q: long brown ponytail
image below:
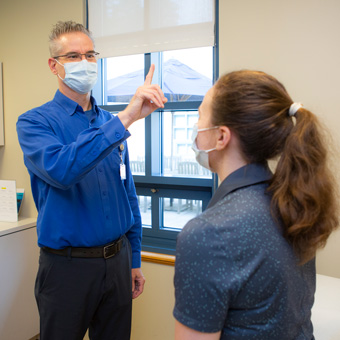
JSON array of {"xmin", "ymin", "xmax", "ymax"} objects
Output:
[
  {"xmin": 212, "ymin": 70, "xmax": 339, "ymax": 264},
  {"xmin": 270, "ymin": 107, "xmax": 338, "ymax": 263}
]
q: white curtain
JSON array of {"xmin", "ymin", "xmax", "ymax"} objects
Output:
[{"xmin": 88, "ymin": 0, "xmax": 215, "ymax": 58}]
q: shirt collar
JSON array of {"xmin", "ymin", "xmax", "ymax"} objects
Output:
[
  {"xmin": 53, "ymin": 90, "xmax": 99, "ymax": 116},
  {"xmin": 207, "ymin": 163, "xmax": 273, "ymax": 209}
]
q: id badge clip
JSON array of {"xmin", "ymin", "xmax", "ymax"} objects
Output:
[{"xmin": 119, "ymin": 144, "xmax": 126, "ymax": 180}]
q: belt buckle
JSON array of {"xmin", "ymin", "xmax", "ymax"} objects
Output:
[{"xmin": 103, "ymin": 242, "xmax": 117, "ymax": 259}]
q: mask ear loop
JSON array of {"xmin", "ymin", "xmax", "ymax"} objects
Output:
[
  {"xmin": 54, "ymin": 58, "xmax": 65, "ymax": 81},
  {"xmin": 196, "ymin": 126, "xmax": 220, "ymax": 151},
  {"xmin": 197, "ymin": 126, "xmax": 219, "ymax": 132},
  {"xmin": 192, "ymin": 124, "xmax": 220, "ymax": 150}
]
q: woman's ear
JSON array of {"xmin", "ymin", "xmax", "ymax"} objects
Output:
[{"xmin": 216, "ymin": 126, "xmax": 231, "ymax": 151}]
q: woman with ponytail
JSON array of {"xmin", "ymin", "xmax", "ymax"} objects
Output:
[{"xmin": 173, "ymin": 70, "xmax": 339, "ymax": 340}]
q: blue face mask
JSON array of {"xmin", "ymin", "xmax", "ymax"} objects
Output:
[{"xmin": 56, "ymin": 59, "xmax": 98, "ymax": 94}]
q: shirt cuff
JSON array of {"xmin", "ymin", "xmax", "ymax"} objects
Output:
[
  {"xmin": 131, "ymin": 250, "xmax": 142, "ymax": 269},
  {"xmin": 101, "ymin": 115, "xmax": 131, "ymax": 144}
]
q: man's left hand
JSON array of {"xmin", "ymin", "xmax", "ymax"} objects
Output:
[{"xmin": 131, "ymin": 268, "xmax": 145, "ymax": 299}]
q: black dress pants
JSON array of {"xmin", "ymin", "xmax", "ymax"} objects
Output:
[{"xmin": 35, "ymin": 236, "xmax": 132, "ymax": 340}]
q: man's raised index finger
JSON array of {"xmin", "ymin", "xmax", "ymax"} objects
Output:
[{"xmin": 144, "ymin": 64, "xmax": 155, "ymax": 85}]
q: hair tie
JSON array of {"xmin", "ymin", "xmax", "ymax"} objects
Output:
[{"xmin": 289, "ymin": 103, "xmax": 302, "ymax": 117}]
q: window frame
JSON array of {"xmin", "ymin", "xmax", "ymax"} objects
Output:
[{"xmin": 89, "ymin": 0, "xmax": 219, "ymax": 254}]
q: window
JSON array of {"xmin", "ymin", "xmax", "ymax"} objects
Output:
[{"xmin": 89, "ymin": 0, "xmax": 218, "ymax": 254}]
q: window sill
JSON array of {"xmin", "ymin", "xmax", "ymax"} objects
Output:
[{"xmin": 141, "ymin": 251, "xmax": 175, "ymax": 266}]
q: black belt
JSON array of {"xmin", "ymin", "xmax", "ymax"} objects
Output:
[{"xmin": 43, "ymin": 237, "xmax": 123, "ymax": 259}]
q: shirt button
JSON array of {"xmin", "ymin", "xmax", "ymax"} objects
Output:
[{"xmin": 115, "ymin": 132, "xmax": 121, "ymax": 138}]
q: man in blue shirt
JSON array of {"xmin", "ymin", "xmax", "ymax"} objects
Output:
[{"xmin": 16, "ymin": 21, "xmax": 167, "ymax": 340}]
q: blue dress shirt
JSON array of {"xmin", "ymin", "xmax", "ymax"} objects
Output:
[{"xmin": 17, "ymin": 90, "xmax": 142, "ymax": 268}]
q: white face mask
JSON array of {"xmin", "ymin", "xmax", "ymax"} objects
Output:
[
  {"xmin": 55, "ymin": 59, "xmax": 98, "ymax": 94},
  {"xmin": 191, "ymin": 123, "xmax": 219, "ymax": 170}
]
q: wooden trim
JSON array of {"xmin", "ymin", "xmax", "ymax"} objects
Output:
[{"xmin": 141, "ymin": 251, "xmax": 175, "ymax": 266}]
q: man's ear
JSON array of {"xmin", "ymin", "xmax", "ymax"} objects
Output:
[
  {"xmin": 48, "ymin": 58, "xmax": 58, "ymax": 75},
  {"xmin": 216, "ymin": 126, "xmax": 231, "ymax": 151}
]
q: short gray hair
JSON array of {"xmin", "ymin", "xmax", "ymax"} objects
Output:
[{"xmin": 49, "ymin": 21, "xmax": 94, "ymax": 57}]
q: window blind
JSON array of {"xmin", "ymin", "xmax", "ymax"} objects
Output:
[{"xmin": 87, "ymin": 0, "xmax": 215, "ymax": 58}]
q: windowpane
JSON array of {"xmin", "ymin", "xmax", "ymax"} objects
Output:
[
  {"xmin": 127, "ymin": 119, "xmax": 145, "ymax": 174},
  {"xmin": 174, "ymin": 128, "xmax": 186, "ymax": 139},
  {"xmin": 96, "ymin": 47, "xmax": 213, "ymax": 105},
  {"xmin": 162, "ymin": 111, "xmax": 211, "ymax": 178},
  {"xmin": 138, "ymin": 195, "xmax": 151, "ymax": 227},
  {"xmin": 162, "ymin": 47, "xmax": 213, "ymax": 102},
  {"xmin": 162, "ymin": 197, "xmax": 202, "ymax": 230},
  {"xmin": 106, "ymin": 54, "xmax": 144, "ymax": 104}
]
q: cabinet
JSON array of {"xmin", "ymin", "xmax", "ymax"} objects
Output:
[{"xmin": 0, "ymin": 218, "xmax": 39, "ymax": 339}]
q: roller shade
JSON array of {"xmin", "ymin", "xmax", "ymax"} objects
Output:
[{"xmin": 87, "ymin": 0, "xmax": 215, "ymax": 58}]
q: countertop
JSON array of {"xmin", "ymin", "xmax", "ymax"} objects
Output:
[{"xmin": 0, "ymin": 216, "xmax": 37, "ymax": 237}]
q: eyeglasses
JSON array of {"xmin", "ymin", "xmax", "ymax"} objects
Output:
[{"xmin": 53, "ymin": 51, "xmax": 100, "ymax": 62}]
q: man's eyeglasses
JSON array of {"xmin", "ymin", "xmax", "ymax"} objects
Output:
[{"xmin": 53, "ymin": 51, "xmax": 100, "ymax": 62}]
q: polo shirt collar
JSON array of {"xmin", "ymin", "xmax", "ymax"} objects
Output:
[
  {"xmin": 207, "ymin": 163, "xmax": 273, "ymax": 209},
  {"xmin": 53, "ymin": 90, "xmax": 99, "ymax": 116}
]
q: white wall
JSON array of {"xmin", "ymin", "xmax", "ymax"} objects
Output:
[
  {"xmin": 219, "ymin": 0, "xmax": 340, "ymax": 278},
  {"xmin": 0, "ymin": 0, "xmax": 85, "ymax": 218}
]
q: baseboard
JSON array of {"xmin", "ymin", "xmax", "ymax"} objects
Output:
[{"xmin": 28, "ymin": 335, "xmax": 39, "ymax": 340}]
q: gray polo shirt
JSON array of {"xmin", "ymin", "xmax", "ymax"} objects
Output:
[{"xmin": 174, "ymin": 163, "xmax": 315, "ymax": 340}]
